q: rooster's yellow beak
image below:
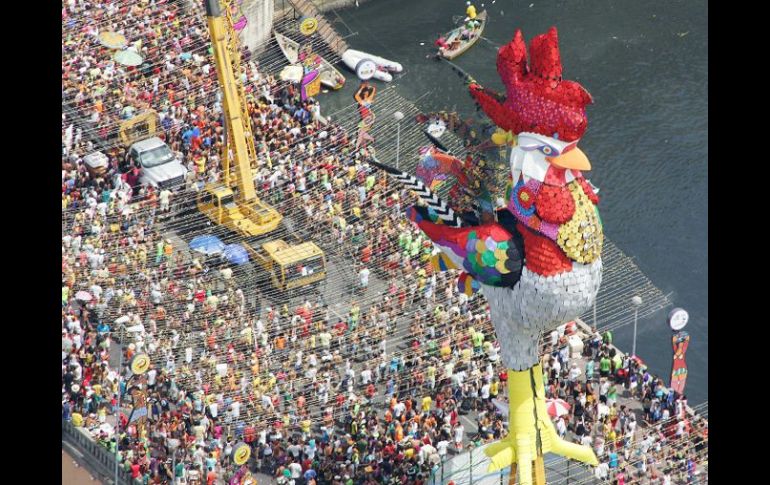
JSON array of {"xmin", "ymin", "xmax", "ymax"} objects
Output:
[{"xmin": 546, "ymin": 147, "xmax": 591, "ymax": 171}]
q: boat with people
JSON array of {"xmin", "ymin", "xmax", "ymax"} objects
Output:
[
  {"xmin": 436, "ymin": 9, "xmax": 488, "ymax": 60},
  {"xmin": 274, "ymin": 31, "xmax": 346, "ymax": 90}
]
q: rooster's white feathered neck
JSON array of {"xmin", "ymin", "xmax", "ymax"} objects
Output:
[{"xmin": 510, "ymin": 132, "xmax": 579, "ymax": 184}]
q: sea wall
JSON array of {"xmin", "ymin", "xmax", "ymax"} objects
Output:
[
  {"xmin": 239, "ymin": 0, "xmax": 275, "ymax": 53},
  {"xmin": 275, "ymin": 0, "xmax": 369, "ymax": 13},
  {"xmin": 239, "ymin": 0, "xmax": 369, "ymax": 53}
]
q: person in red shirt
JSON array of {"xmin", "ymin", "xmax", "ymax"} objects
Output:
[
  {"xmin": 244, "ymin": 425, "xmax": 256, "ymax": 443},
  {"xmin": 130, "ymin": 460, "xmax": 141, "ymax": 480},
  {"xmin": 360, "ymin": 244, "xmax": 372, "ymax": 264}
]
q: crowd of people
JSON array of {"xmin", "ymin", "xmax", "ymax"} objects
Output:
[
  {"xmin": 537, "ymin": 330, "xmax": 708, "ymax": 484},
  {"xmin": 61, "ymin": 2, "xmax": 706, "ymax": 485}
]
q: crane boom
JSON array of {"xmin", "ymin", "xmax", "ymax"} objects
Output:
[
  {"xmin": 205, "ymin": 0, "xmax": 256, "ymax": 201},
  {"xmin": 195, "ymin": 0, "xmax": 327, "ymax": 288}
]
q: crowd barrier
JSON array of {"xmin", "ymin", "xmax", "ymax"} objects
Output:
[{"xmin": 62, "ymin": 419, "xmax": 141, "ymax": 485}]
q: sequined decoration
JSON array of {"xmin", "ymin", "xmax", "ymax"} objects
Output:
[
  {"xmin": 469, "ymin": 27, "xmax": 594, "ymax": 142},
  {"xmin": 556, "ymin": 181, "xmax": 603, "ymax": 263}
]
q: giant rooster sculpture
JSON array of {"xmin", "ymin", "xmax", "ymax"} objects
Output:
[{"xmin": 370, "ymin": 27, "xmax": 603, "ymax": 484}]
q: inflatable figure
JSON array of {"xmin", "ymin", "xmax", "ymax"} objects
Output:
[{"xmin": 371, "ymin": 27, "xmax": 602, "ymax": 485}]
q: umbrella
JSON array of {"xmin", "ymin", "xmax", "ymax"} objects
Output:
[
  {"xmin": 75, "ymin": 290, "xmax": 93, "ymax": 302},
  {"xmin": 546, "ymin": 398, "xmax": 571, "ymax": 418},
  {"xmin": 99, "ymin": 31, "xmax": 128, "ymax": 49},
  {"xmin": 223, "ymin": 244, "xmax": 249, "ymax": 265},
  {"xmin": 114, "ymin": 49, "xmax": 143, "ymax": 67},
  {"xmin": 189, "ymin": 235, "xmax": 225, "ymax": 256}
]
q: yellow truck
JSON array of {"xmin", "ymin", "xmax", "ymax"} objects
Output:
[
  {"xmin": 243, "ymin": 237, "xmax": 327, "ymax": 292},
  {"xmin": 196, "ymin": 184, "xmax": 283, "ymax": 237}
]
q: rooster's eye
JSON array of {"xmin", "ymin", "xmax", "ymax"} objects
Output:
[{"xmin": 541, "ymin": 146, "xmax": 553, "ymax": 155}]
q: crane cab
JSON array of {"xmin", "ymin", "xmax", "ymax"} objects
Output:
[
  {"xmin": 196, "ymin": 184, "xmax": 283, "ymax": 237},
  {"xmin": 243, "ymin": 238, "xmax": 327, "ymax": 291}
]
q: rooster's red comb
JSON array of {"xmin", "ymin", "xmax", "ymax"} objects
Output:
[{"xmin": 470, "ymin": 27, "xmax": 593, "ymax": 142}]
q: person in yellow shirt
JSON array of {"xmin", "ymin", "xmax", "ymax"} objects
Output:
[
  {"xmin": 465, "ymin": 2, "xmax": 481, "ymax": 29},
  {"xmin": 195, "ymin": 154, "xmax": 206, "ymax": 175},
  {"xmin": 71, "ymin": 412, "xmax": 84, "ymax": 427},
  {"xmin": 466, "ymin": 2, "xmax": 477, "ymax": 19},
  {"xmin": 490, "ymin": 379, "xmax": 499, "ymax": 398},
  {"xmin": 421, "ymin": 395, "xmax": 432, "ymax": 413},
  {"xmin": 440, "ymin": 343, "xmax": 452, "ymax": 360},
  {"xmin": 461, "ymin": 346, "xmax": 472, "ymax": 363},
  {"xmin": 300, "ymin": 418, "xmax": 312, "ymax": 438}
]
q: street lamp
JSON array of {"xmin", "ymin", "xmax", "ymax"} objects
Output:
[
  {"xmin": 631, "ymin": 296, "xmax": 643, "ymax": 357},
  {"xmin": 114, "ymin": 346, "xmax": 122, "ymax": 485},
  {"xmin": 168, "ymin": 439, "xmax": 181, "ymax": 485},
  {"xmin": 393, "ymin": 111, "xmax": 404, "ymax": 168}
]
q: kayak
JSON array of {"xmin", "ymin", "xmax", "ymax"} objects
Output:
[
  {"xmin": 437, "ymin": 10, "xmax": 487, "ymax": 60},
  {"xmin": 274, "ymin": 31, "xmax": 346, "ymax": 90}
]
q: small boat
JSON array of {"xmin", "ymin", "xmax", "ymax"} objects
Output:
[
  {"xmin": 341, "ymin": 49, "xmax": 402, "ymax": 83},
  {"xmin": 274, "ymin": 32, "xmax": 346, "ymax": 90},
  {"xmin": 437, "ymin": 10, "xmax": 487, "ymax": 60}
]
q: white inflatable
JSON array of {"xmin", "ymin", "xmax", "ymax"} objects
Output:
[{"xmin": 341, "ymin": 48, "xmax": 403, "ymax": 83}]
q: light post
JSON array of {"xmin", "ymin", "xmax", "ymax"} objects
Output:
[
  {"xmin": 631, "ymin": 296, "xmax": 643, "ymax": 357},
  {"xmin": 114, "ymin": 347, "xmax": 122, "ymax": 485},
  {"xmin": 168, "ymin": 440, "xmax": 180, "ymax": 485},
  {"xmin": 393, "ymin": 111, "xmax": 404, "ymax": 168}
]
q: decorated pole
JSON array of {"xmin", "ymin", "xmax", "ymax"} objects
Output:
[
  {"xmin": 668, "ymin": 308, "xmax": 690, "ymax": 396},
  {"xmin": 115, "ymin": 347, "xmax": 122, "ymax": 485}
]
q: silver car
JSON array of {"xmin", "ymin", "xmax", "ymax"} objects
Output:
[{"xmin": 124, "ymin": 137, "xmax": 188, "ymax": 189}]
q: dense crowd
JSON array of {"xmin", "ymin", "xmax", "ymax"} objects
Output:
[
  {"xmin": 539, "ymin": 331, "xmax": 708, "ymax": 484},
  {"xmin": 61, "ymin": 2, "xmax": 706, "ymax": 485}
]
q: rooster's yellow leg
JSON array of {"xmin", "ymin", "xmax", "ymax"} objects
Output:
[{"xmin": 485, "ymin": 364, "xmax": 598, "ymax": 485}]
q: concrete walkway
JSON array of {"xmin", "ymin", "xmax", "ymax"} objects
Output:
[{"xmin": 63, "ymin": 448, "xmax": 102, "ymax": 485}]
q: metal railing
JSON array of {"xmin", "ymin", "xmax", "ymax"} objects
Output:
[{"xmin": 62, "ymin": 419, "xmax": 141, "ymax": 485}]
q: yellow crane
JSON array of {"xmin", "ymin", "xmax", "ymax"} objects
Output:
[
  {"xmin": 197, "ymin": 0, "xmax": 281, "ymax": 236},
  {"xmin": 199, "ymin": 0, "xmax": 327, "ymax": 291}
]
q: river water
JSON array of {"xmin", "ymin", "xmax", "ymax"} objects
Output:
[{"xmin": 318, "ymin": 0, "xmax": 708, "ymax": 403}]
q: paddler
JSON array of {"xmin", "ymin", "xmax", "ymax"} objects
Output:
[
  {"xmin": 466, "ymin": 1, "xmax": 477, "ymax": 20},
  {"xmin": 465, "ymin": 2, "xmax": 481, "ymax": 29},
  {"xmin": 435, "ymin": 33, "xmax": 449, "ymax": 50}
]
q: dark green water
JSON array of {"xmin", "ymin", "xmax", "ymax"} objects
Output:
[{"xmin": 324, "ymin": 0, "xmax": 708, "ymax": 404}]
